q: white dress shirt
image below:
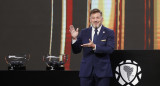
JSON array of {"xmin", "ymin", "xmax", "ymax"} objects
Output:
[{"xmin": 72, "ymin": 25, "xmax": 102, "ymax": 50}]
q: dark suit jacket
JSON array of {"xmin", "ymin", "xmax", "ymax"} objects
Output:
[{"xmin": 72, "ymin": 25, "xmax": 115, "ymax": 78}]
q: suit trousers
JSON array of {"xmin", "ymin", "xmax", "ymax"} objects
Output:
[{"xmin": 80, "ymin": 68, "xmax": 110, "ymax": 86}]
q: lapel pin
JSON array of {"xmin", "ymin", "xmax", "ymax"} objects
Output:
[{"xmin": 103, "ymin": 31, "xmax": 105, "ymax": 33}]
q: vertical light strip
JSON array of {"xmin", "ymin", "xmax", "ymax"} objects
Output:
[
  {"xmin": 98, "ymin": 0, "xmax": 104, "ymax": 17},
  {"xmin": 91, "ymin": 0, "xmax": 115, "ymax": 30},
  {"xmin": 144, "ymin": 0, "xmax": 147, "ymax": 49},
  {"xmin": 117, "ymin": 0, "xmax": 120, "ymax": 49},
  {"xmin": 154, "ymin": 0, "xmax": 156, "ymax": 49},
  {"xmin": 121, "ymin": 0, "xmax": 125, "ymax": 50},
  {"xmin": 91, "ymin": 0, "xmax": 99, "ymax": 9},
  {"xmin": 157, "ymin": 0, "xmax": 160, "ymax": 49},
  {"xmin": 148, "ymin": 0, "xmax": 151, "ymax": 48},
  {"xmin": 154, "ymin": 0, "xmax": 160, "ymax": 49},
  {"xmin": 86, "ymin": 0, "xmax": 91, "ymax": 28},
  {"xmin": 109, "ymin": 0, "xmax": 116, "ymax": 30},
  {"xmin": 49, "ymin": 0, "xmax": 54, "ymax": 56},
  {"xmin": 114, "ymin": 0, "xmax": 117, "ymax": 49},
  {"xmin": 154, "ymin": 0, "xmax": 157, "ymax": 49},
  {"xmin": 103, "ymin": 0, "xmax": 112, "ymax": 29},
  {"xmin": 117, "ymin": 0, "xmax": 122, "ymax": 50},
  {"xmin": 119, "ymin": 0, "xmax": 122, "ymax": 50},
  {"xmin": 60, "ymin": 0, "xmax": 66, "ymax": 61}
]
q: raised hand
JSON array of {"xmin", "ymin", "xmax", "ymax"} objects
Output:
[
  {"xmin": 81, "ymin": 39, "xmax": 95, "ymax": 48},
  {"xmin": 69, "ymin": 25, "xmax": 79, "ymax": 40}
]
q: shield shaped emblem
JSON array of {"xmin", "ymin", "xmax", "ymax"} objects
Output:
[{"xmin": 120, "ymin": 64, "xmax": 137, "ymax": 83}]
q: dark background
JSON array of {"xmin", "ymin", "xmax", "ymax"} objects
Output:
[
  {"xmin": 0, "ymin": 0, "xmax": 160, "ymax": 85},
  {"xmin": 0, "ymin": 0, "xmax": 88, "ymax": 70},
  {"xmin": 0, "ymin": 0, "xmax": 51, "ymax": 70},
  {"xmin": 0, "ymin": 0, "xmax": 156, "ymax": 70}
]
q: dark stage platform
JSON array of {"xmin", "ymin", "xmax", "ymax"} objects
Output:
[{"xmin": 0, "ymin": 70, "xmax": 80, "ymax": 86}]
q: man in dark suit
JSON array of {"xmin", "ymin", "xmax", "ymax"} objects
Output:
[{"xmin": 69, "ymin": 8, "xmax": 115, "ymax": 86}]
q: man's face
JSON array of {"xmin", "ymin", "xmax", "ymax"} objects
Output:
[{"xmin": 90, "ymin": 12, "xmax": 103, "ymax": 28}]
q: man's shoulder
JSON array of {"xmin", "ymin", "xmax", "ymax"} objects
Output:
[
  {"xmin": 102, "ymin": 26, "xmax": 114, "ymax": 32},
  {"xmin": 81, "ymin": 27, "xmax": 92, "ymax": 32}
]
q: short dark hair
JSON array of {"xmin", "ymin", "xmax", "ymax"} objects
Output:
[{"xmin": 90, "ymin": 8, "xmax": 102, "ymax": 16}]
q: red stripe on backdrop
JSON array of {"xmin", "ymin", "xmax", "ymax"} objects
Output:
[
  {"xmin": 65, "ymin": 0, "xmax": 73, "ymax": 70},
  {"xmin": 148, "ymin": 0, "xmax": 151, "ymax": 48},
  {"xmin": 118, "ymin": 0, "xmax": 122, "ymax": 49},
  {"xmin": 152, "ymin": 0, "xmax": 154, "ymax": 48},
  {"xmin": 120, "ymin": 0, "xmax": 122, "ymax": 49},
  {"xmin": 114, "ymin": 0, "xmax": 117, "ymax": 49},
  {"xmin": 144, "ymin": 0, "xmax": 147, "ymax": 49}
]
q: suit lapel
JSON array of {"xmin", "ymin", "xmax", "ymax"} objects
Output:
[
  {"xmin": 97, "ymin": 26, "xmax": 105, "ymax": 40},
  {"xmin": 88, "ymin": 27, "xmax": 92, "ymax": 40},
  {"xmin": 85, "ymin": 27, "xmax": 93, "ymax": 51}
]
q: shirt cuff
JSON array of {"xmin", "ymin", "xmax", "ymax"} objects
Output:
[
  {"xmin": 93, "ymin": 44, "xmax": 96, "ymax": 50},
  {"xmin": 72, "ymin": 39, "xmax": 77, "ymax": 44}
]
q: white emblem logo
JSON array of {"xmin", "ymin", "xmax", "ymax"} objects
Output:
[{"xmin": 115, "ymin": 60, "xmax": 142, "ymax": 86}]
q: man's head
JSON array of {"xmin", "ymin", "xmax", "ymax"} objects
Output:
[{"xmin": 90, "ymin": 8, "xmax": 103, "ymax": 28}]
